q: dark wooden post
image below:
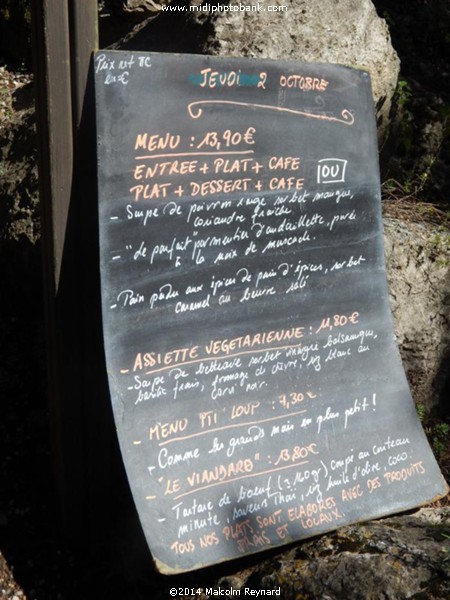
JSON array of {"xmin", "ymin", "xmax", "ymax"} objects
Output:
[
  {"xmin": 33, "ymin": 0, "xmax": 73, "ymax": 290},
  {"xmin": 33, "ymin": 0, "xmax": 104, "ymax": 546},
  {"xmin": 69, "ymin": 0, "xmax": 99, "ymax": 130},
  {"xmin": 32, "ymin": 0, "xmax": 77, "ymax": 535}
]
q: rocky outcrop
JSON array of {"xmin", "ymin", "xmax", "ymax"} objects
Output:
[
  {"xmin": 0, "ymin": 71, "xmax": 41, "ymax": 317},
  {"xmin": 0, "ymin": 550, "xmax": 26, "ymax": 600},
  {"xmin": 123, "ymin": 0, "xmax": 166, "ymax": 13},
  {"xmin": 384, "ymin": 217, "xmax": 450, "ymax": 412},
  {"xmin": 177, "ymin": 508, "xmax": 450, "ymax": 600},
  {"xmin": 189, "ymin": 0, "xmax": 400, "ymax": 143},
  {"xmin": 0, "ymin": 68, "xmax": 37, "ymax": 245}
]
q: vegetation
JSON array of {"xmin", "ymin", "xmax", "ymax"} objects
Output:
[
  {"xmin": 417, "ymin": 403, "xmax": 450, "ymax": 474},
  {"xmin": 375, "ymin": 0, "xmax": 450, "ymax": 222}
]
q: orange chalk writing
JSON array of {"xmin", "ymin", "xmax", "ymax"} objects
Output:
[
  {"xmin": 383, "ymin": 462, "xmax": 425, "ymax": 484},
  {"xmin": 149, "ymin": 418, "xmax": 189, "ymax": 441},
  {"xmin": 279, "ymin": 74, "xmax": 329, "ymax": 91},
  {"xmin": 135, "ymin": 132, "xmax": 181, "ymax": 152}
]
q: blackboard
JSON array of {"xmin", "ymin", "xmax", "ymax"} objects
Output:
[{"xmin": 94, "ymin": 51, "xmax": 448, "ymax": 574}]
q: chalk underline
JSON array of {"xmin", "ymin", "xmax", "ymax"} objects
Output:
[
  {"xmin": 135, "ymin": 150, "xmax": 255, "ymax": 160},
  {"xmin": 143, "ymin": 342, "xmax": 304, "ymax": 377}
]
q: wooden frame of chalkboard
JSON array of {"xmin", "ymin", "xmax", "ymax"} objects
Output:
[{"xmin": 94, "ymin": 51, "xmax": 448, "ymax": 574}]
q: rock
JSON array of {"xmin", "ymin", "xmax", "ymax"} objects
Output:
[
  {"xmin": 123, "ymin": 0, "xmax": 166, "ymax": 14},
  {"xmin": 0, "ymin": 73, "xmax": 41, "ymax": 318},
  {"xmin": 0, "ymin": 76, "xmax": 38, "ymax": 246},
  {"xmin": 189, "ymin": 0, "xmax": 400, "ymax": 143},
  {"xmin": 0, "ymin": 550, "xmax": 27, "ymax": 600},
  {"xmin": 384, "ymin": 217, "xmax": 450, "ymax": 412},
  {"xmin": 182, "ymin": 508, "xmax": 450, "ymax": 600}
]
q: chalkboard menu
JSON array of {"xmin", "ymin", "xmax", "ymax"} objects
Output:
[{"xmin": 95, "ymin": 51, "xmax": 448, "ymax": 574}]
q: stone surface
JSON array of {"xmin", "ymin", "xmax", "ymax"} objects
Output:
[
  {"xmin": 0, "ymin": 73, "xmax": 41, "ymax": 319},
  {"xmin": 122, "ymin": 0, "xmax": 168, "ymax": 15},
  {"xmin": 0, "ymin": 551, "xmax": 26, "ymax": 600},
  {"xmin": 183, "ymin": 508, "xmax": 450, "ymax": 600},
  {"xmin": 190, "ymin": 0, "xmax": 400, "ymax": 143},
  {"xmin": 0, "ymin": 79, "xmax": 38, "ymax": 245},
  {"xmin": 384, "ymin": 217, "xmax": 450, "ymax": 411}
]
